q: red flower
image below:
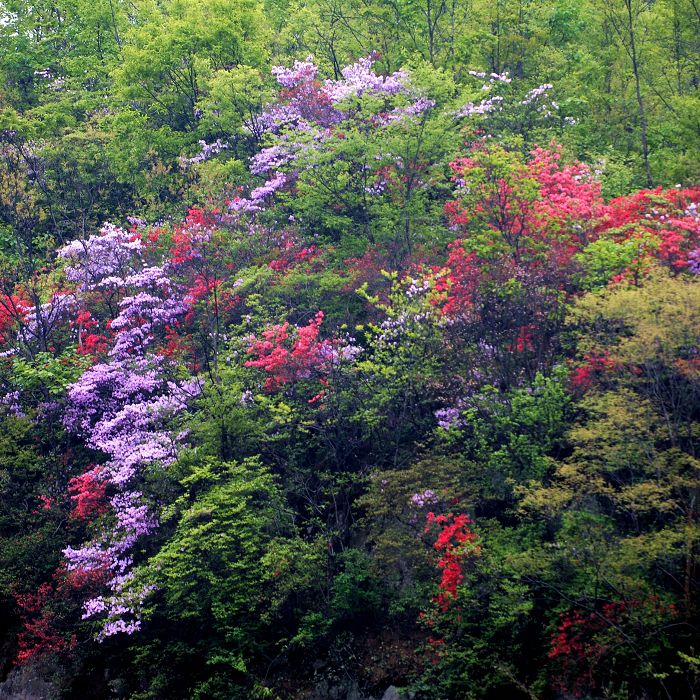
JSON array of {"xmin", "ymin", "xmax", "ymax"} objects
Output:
[{"xmin": 67, "ymin": 468, "xmax": 108, "ymax": 521}]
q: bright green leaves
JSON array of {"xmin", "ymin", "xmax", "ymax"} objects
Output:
[
  {"xmin": 113, "ymin": 0, "xmax": 268, "ymax": 132},
  {"xmin": 132, "ymin": 457, "xmax": 283, "ymax": 696},
  {"xmin": 576, "ymin": 235, "xmax": 653, "ymax": 290},
  {"xmin": 149, "ymin": 457, "xmax": 280, "ymax": 615},
  {"xmin": 197, "ymin": 66, "xmax": 271, "ymax": 143},
  {"xmin": 11, "ymin": 351, "xmax": 92, "ymax": 398}
]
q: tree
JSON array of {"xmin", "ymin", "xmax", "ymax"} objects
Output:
[
  {"xmin": 112, "ymin": 0, "xmax": 268, "ymax": 134},
  {"xmin": 130, "ymin": 458, "xmax": 283, "ymax": 699}
]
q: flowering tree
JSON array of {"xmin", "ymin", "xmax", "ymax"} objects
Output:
[
  {"xmin": 2, "ymin": 222, "xmax": 204, "ymax": 648},
  {"xmin": 220, "ymin": 55, "xmax": 456, "ymax": 254},
  {"xmin": 245, "ymin": 311, "xmax": 334, "ymax": 391}
]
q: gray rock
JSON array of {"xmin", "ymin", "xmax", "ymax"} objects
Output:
[
  {"xmin": 0, "ymin": 664, "xmax": 58, "ymax": 700},
  {"xmin": 303, "ymin": 679, "xmax": 367, "ymax": 700}
]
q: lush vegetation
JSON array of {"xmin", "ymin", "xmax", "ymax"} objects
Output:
[{"xmin": 0, "ymin": 1, "xmax": 699, "ymax": 698}]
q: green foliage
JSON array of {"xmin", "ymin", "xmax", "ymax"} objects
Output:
[
  {"xmin": 12, "ymin": 352, "xmax": 91, "ymax": 397},
  {"xmin": 199, "ymin": 66, "xmax": 271, "ymax": 145},
  {"xmin": 331, "ymin": 549, "xmax": 383, "ymax": 621},
  {"xmin": 133, "ymin": 456, "xmax": 284, "ymax": 698},
  {"xmin": 0, "ymin": 417, "xmax": 61, "ymax": 596},
  {"xmin": 112, "ymin": 0, "xmax": 268, "ymax": 133},
  {"xmin": 277, "ymin": 77, "xmax": 457, "ymax": 251},
  {"xmin": 1, "ymin": 2, "xmax": 700, "ymax": 698},
  {"xmin": 576, "ymin": 234, "xmax": 651, "ymax": 289},
  {"xmin": 463, "ymin": 371, "xmax": 571, "ymax": 485}
]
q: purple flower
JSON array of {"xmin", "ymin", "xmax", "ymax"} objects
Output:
[
  {"xmin": 688, "ymin": 249, "xmax": 700, "ymax": 275},
  {"xmin": 435, "ymin": 406, "xmax": 465, "ymax": 430},
  {"xmin": 410, "ymin": 489, "xmax": 438, "ymax": 508},
  {"xmin": 272, "ymin": 56, "xmax": 318, "ymax": 87},
  {"xmin": 521, "ymin": 84, "xmax": 554, "ymax": 105},
  {"xmin": 0, "ymin": 390, "xmax": 25, "ymax": 417},
  {"xmin": 180, "ymin": 139, "xmax": 229, "ymax": 167},
  {"xmin": 58, "ymin": 223, "xmax": 143, "ymax": 291},
  {"xmin": 250, "ymin": 145, "xmax": 297, "ymax": 175},
  {"xmin": 456, "ymin": 95, "xmax": 504, "ymax": 118},
  {"xmin": 325, "ymin": 56, "xmax": 409, "ymax": 102},
  {"xmin": 57, "ymin": 221, "xmax": 202, "ymax": 638}
]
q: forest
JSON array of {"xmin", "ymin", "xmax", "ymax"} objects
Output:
[{"xmin": 0, "ymin": 0, "xmax": 698, "ymax": 698}]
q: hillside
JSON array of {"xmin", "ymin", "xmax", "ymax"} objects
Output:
[{"xmin": 0, "ymin": 2, "xmax": 699, "ymax": 698}]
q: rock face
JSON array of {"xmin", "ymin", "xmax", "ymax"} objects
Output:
[
  {"xmin": 300, "ymin": 681, "xmax": 412, "ymax": 700},
  {"xmin": 0, "ymin": 664, "xmax": 414, "ymax": 700},
  {"xmin": 302, "ymin": 680, "xmax": 363, "ymax": 700},
  {"xmin": 0, "ymin": 664, "xmax": 58, "ymax": 700}
]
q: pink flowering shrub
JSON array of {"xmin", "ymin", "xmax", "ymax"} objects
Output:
[
  {"xmin": 67, "ymin": 467, "xmax": 108, "ymax": 520},
  {"xmin": 245, "ymin": 311, "xmax": 334, "ymax": 390}
]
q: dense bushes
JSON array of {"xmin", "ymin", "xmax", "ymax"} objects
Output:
[{"xmin": 0, "ymin": 35, "xmax": 698, "ymax": 700}]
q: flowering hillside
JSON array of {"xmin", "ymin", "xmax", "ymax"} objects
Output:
[{"xmin": 0, "ymin": 29, "xmax": 699, "ymax": 700}]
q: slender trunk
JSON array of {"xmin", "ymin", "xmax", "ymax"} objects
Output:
[
  {"xmin": 626, "ymin": 0, "xmax": 653, "ymax": 186},
  {"xmin": 109, "ymin": 0, "xmax": 123, "ymax": 49},
  {"xmin": 493, "ymin": 0, "xmax": 502, "ymax": 73},
  {"xmin": 426, "ymin": 0, "xmax": 435, "ymax": 64},
  {"xmin": 684, "ymin": 495, "xmax": 697, "ymax": 616},
  {"xmin": 673, "ymin": 3, "xmax": 683, "ymax": 94},
  {"xmin": 449, "ymin": 0, "xmax": 456, "ymax": 64}
]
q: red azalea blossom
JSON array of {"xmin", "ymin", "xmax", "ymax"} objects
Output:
[
  {"xmin": 425, "ymin": 511, "xmax": 479, "ymax": 612},
  {"xmin": 67, "ymin": 468, "xmax": 108, "ymax": 520},
  {"xmin": 14, "ymin": 566, "xmax": 110, "ymax": 664},
  {"xmin": 245, "ymin": 311, "xmax": 334, "ymax": 390},
  {"xmin": 548, "ymin": 597, "xmax": 677, "ymax": 697},
  {"xmin": 570, "ymin": 352, "xmax": 616, "ymax": 393}
]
